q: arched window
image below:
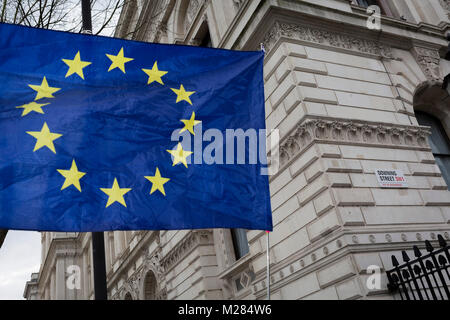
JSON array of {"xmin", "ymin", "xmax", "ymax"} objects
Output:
[
  {"xmin": 124, "ymin": 292, "xmax": 133, "ymax": 300},
  {"xmin": 354, "ymin": 0, "xmax": 396, "ymax": 17},
  {"xmin": 230, "ymin": 229, "xmax": 249, "ymax": 260},
  {"xmin": 416, "ymin": 111, "xmax": 450, "ymax": 188},
  {"xmin": 143, "ymin": 271, "xmax": 157, "ymax": 300},
  {"xmin": 199, "ymin": 29, "xmax": 211, "ymax": 48},
  {"xmin": 356, "ymin": 0, "xmax": 380, "ymax": 7}
]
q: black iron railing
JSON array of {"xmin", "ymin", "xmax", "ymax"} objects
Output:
[{"xmin": 386, "ymin": 234, "xmax": 450, "ymax": 300}]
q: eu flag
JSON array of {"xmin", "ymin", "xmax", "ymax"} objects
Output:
[{"xmin": 0, "ymin": 23, "xmax": 272, "ymax": 232}]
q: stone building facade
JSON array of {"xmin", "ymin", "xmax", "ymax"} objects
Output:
[{"xmin": 24, "ymin": 0, "xmax": 450, "ymax": 300}]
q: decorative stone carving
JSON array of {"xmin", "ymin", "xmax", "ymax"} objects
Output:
[
  {"xmin": 154, "ymin": 22, "xmax": 168, "ymax": 43},
  {"xmin": 143, "ymin": 251, "xmax": 165, "ymax": 282},
  {"xmin": 161, "ymin": 230, "xmax": 213, "ymax": 271},
  {"xmin": 385, "ymin": 234, "xmax": 392, "ymax": 242},
  {"xmin": 412, "ymin": 46, "xmax": 442, "ymax": 82},
  {"xmin": 262, "ymin": 21, "xmax": 393, "ymax": 58},
  {"xmin": 125, "ymin": 274, "xmax": 140, "ymax": 298},
  {"xmin": 233, "ymin": 0, "xmax": 245, "ymax": 9},
  {"xmin": 439, "ymin": 0, "xmax": 450, "ymax": 19},
  {"xmin": 184, "ymin": 0, "xmax": 204, "ymax": 33},
  {"xmin": 156, "ymin": 287, "xmax": 167, "ymax": 300},
  {"xmin": 278, "ymin": 119, "xmax": 432, "ymax": 167},
  {"xmin": 238, "ymin": 269, "xmax": 255, "ymax": 290}
]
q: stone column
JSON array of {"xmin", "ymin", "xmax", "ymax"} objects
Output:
[
  {"xmin": 114, "ymin": 231, "xmax": 125, "ymax": 258},
  {"xmin": 55, "ymin": 257, "xmax": 65, "ymax": 299}
]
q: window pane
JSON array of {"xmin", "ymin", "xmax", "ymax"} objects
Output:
[
  {"xmin": 231, "ymin": 228, "xmax": 249, "ymax": 260},
  {"xmin": 356, "ymin": 0, "xmax": 379, "ymax": 8},
  {"xmin": 200, "ymin": 30, "xmax": 212, "ymax": 48},
  {"xmin": 416, "ymin": 112, "xmax": 450, "ymax": 154},
  {"xmin": 435, "ymin": 156, "xmax": 450, "ymax": 189}
]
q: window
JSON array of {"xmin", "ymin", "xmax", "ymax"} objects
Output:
[
  {"xmin": 200, "ymin": 29, "xmax": 212, "ymax": 48},
  {"xmin": 143, "ymin": 271, "xmax": 157, "ymax": 300},
  {"xmin": 124, "ymin": 292, "xmax": 133, "ymax": 300},
  {"xmin": 355, "ymin": 0, "xmax": 395, "ymax": 16},
  {"xmin": 416, "ymin": 112, "xmax": 450, "ymax": 188},
  {"xmin": 356, "ymin": 0, "xmax": 379, "ymax": 8},
  {"xmin": 230, "ymin": 229, "xmax": 249, "ymax": 260}
]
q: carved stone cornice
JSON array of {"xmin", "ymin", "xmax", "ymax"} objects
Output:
[
  {"xmin": 161, "ymin": 230, "xmax": 213, "ymax": 272},
  {"xmin": 411, "ymin": 46, "xmax": 442, "ymax": 82},
  {"xmin": 263, "ymin": 21, "xmax": 394, "ymax": 58},
  {"xmin": 278, "ymin": 119, "xmax": 431, "ymax": 168}
]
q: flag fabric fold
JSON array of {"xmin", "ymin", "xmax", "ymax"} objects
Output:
[{"xmin": 0, "ymin": 23, "xmax": 272, "ymax": 232}]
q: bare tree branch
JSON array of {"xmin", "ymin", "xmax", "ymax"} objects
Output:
[{"xmin": 1, "ymin": 0, "xmax": 126, "ymax": 36}]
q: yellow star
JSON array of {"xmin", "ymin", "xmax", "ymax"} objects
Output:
[
  {"xmin": 171, "ymin": 84, "xmax": 195, "ymax": 105},
  {"xmin": 28, "ymin": 77, "xmax": 61, "ymax": 101},
  {"xmin": 166, "ymin": 143, "xmax": 193, "ymax": 168},
  {"xmin": 142, "ymin": 62, "xmax": 168, "ymax": 85},
  {"xmin": 57, "ymin": 159, "xmax": 86, "ymax": 192},
  {"xmin": 26, "ymin": 122, "xmax": 62, "ymax": 154},
  {"xmin": 16, "ymin": 101, "xmax": 50, "ymax": 116},
  {"xmin": 180, "ymin": 112, "xmax": 201, "ymax": 135},
  {"xmin": 106, "ymin": 47, "xmax": 134, "ymax": 73},
  {"xmin": 145, "ymin": 167, "xmax": 170, "ymax": 196},
  {"xmin": 62, "ymin": 51, "xmax": 92, "ymax": 80},
  {"xmin": 100, "ymin": 178, "xmax": 132, "ymax": 208}
]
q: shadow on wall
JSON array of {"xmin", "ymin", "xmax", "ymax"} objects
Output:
[{"xmin": 0, "ymin": 230, "xmax": 7, "ymax": 248}]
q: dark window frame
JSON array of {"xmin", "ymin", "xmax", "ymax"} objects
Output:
[
  {"xmin": 416, "ymin": 111, "xmax": 450, "ymax": 189},
  {"xmin": 230, "ymin": 228, "xmax": 249, "ymax": 260},
  {"xmin": 355, "ymin": 0, "xmax": 396, "ymax": 17}
]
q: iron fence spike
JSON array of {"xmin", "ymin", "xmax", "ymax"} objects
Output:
[
  {"xmin": 413, "ymin": 245, "xmax": 422, "ymax": 257},
  {"xmin": 425, "ymin": 240, "xmax": 434, "ymax": 252},
  {"xmin": 392, "ymin": 255, "xmax": 399, "ymax": 266},
  {"xmin": 437, "ymin": 234, "xmax": 447, "ymax": 248},
  {"xmin": 402, "ymin": 251, "xmax": 410, "ymax": 262}
]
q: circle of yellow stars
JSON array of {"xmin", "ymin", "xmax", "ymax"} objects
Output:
[{"xmin": 18, "ymin": 47, "xmax": 202, "ymax": 208}]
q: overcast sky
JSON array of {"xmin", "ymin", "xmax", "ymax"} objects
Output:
[
  {"xmin": 0, "ymin": 231, "xmax": 41, "ymax": 300},
  {"xmin": 0, "ymin": 0, "xmax": 123, "ymax": 301}
]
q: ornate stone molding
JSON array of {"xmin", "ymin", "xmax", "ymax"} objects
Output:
[
  {"xmin": 161, "ymin": 230, "xmax": 213, "ymax": 271},
  {"xmin": 263, "ymin": 21, "xmax": 393, "ymax": 58},
  {"xmin": 185, "ymin": 0, "xmax": 205, "ymax": 33},
  {"xmin": 439, "ymin": 0, "xmax": 450, "ymax": 19},
  {"xmin": 142, "ymin": 251, "xmax": 165, "ymax": 283},
  {"xmin": 123, "ymin": 274, "xmax": 140, "ymax": 299},
  {"xmin": 233, "ymin": 0, "xmax": 246, "ymax": 10},
  {"xmin": 411, "ymin": 46, "xmax": 442, "ymax": 82},
  {"xmin": 279, "ymin": 119, "xmax": 431, "ymax": 167}
]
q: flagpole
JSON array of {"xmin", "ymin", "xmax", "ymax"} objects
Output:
[
  {"xmin": 259, "ymin": 42, "xmax": 270, "ymax": 301},
  {"xmin": 266, "ymin": 231, "xmax": 270, "ymax": 300},
  {"xmin": 81, "ymin": 0, "xmax": 93, "ymax": 34},
  {"xmin": 81, "ymin": 0, "xmax": 107, "ymax": 300}
]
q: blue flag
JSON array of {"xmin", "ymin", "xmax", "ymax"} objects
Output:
[{"xmin": 0, "ymin": 23, "xmax": 272, "ymax": 232}]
